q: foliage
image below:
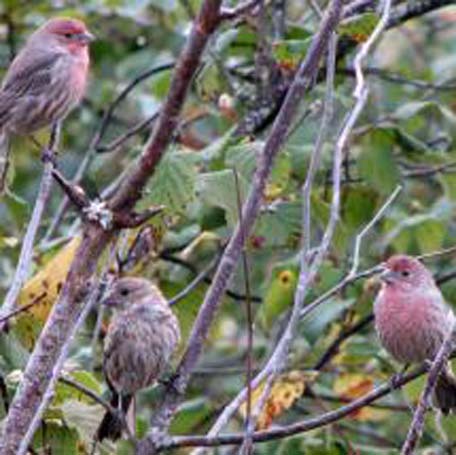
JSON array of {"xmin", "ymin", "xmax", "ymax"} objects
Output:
[{"xmin": 0, "ymin": 0, "xmax": 456, "ymax": 454}]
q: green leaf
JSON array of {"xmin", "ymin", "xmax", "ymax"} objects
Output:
[
  {"xmin": 357, "ymin": 131, "xmax": 400, "ymax": 194},
  {"xmin": 272, "ymin": 38, "xmax": 312, "ymax": 68},
  {"xmin": 255, "ymin": 201, "xmax": 302, "ymax": 247},
  {"xmin": 32, "ymin": 421, "xmax": 79, "ymax": 455},
  {"xmin": 146, "ymin": 151, "xmax": 197, "ymax": 214},
  {"xmin": 257, "ymin": 262, "xmax": 299, "ymax": 331},
  {"xmin": 338, "ymin": 13, "xmax": 380, "ymax": 42},
  {"xmin": 196, "ymin": 169, "xmax": 249, "ymax": 226},
  {"xmin": 54, "ymin": 370, "xmax": 102, "ymax": 406},
  {"xmin": 61, "ymin": 400, "xmax": 114, "ymax": 453},
  {"xmin": 414, "ymin": 219, "xmax": 446, "ymax": 253}
]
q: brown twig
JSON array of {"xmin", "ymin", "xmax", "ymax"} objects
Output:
[
  {"xmin": 0, "ymin": 124, "xmax": 60, "ymax": 332},
  {"xmin": 401, "ymin": 322, "xmax": 456, "ymax": 454},
  {"xmin": 0, "ymin": 2, "xmax": 223, "ymax": 453}
]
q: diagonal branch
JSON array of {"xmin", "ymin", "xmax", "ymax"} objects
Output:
[
  {"xmin": 401, "ymin": 321, "xmax": 456, "ymax": 455},
  {"xmin": 0, "ymin": 2, "xmax": 224, "ymax": 454},
  {"xmin": 159, "ymin": 363, "xmax": 437, "ymax": 450},
  {"xmin": 135, "ymin": 2, "xmax": 344, "ymax": 453},
  {"xmin": 0, "ymin": 124, "xmax": 61, "ymax": 332}
]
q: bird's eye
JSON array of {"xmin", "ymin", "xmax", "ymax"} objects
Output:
[
  {"xmin": 64, "ymin": 33, "xmax": 73, "ymax": 39},
  {"xmin": 401, "ymin": 270, "xmax": 410, "ymax": 277},
  {"xmin": 120, "ymin": 288, "xmax": 130, "ymax": 296}
]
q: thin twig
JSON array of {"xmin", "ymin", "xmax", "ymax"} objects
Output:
[
  {"xmin": 0, "ymin": 124, "xmax": 61, "ymax": 331},
  {"xmin": 16, "ymin": 240, "xmax": 118, "ymax": 455},
  {"xmin": 94, "ymin": 62, "xmax": 174, "ymax": 151},
  {"xmin": 233, "ymin": 167, "xmax": 254, "ymax": 455},
  {"xmin": 0, "ymin": 293, "xmax": 46, "ymax": 329},
  {"xmin": 417, "ymin": 245, "xmax": 456, "ymax": 262},
  {"xmin": 401, "ymin": 321, "xmax": 456, "ymax": 454},
  {"xmin": 0, "ymin": 2, "xmax": 223, "ymax": 452},
  {"xmin": 219, "ymin": 0, "xmax": 260, "ymax": 20},
  {"xmin": 314, "ymin": 313, "xmax": 374, "ymax": 370},
  {"xmin": 95, "ymin": 111, "xmax": 159, "ymax": 153},
  {"xmin": 349, "ymin": 185, "xmax": 402, "ymax": 277},
  {"xmin": 58, "ymin": 376, "xmax": 114, "ymax": 413},
  {"xmin": 169, "ymin": 260, "xmax": 216, "ymax": 306},
  {"xmin": 42, "ymin": 63, "xmax": 173, "ymax": 242},
  {"xmin": 163, "ymin": 364, "xmax": 439, "ymax": 450}
]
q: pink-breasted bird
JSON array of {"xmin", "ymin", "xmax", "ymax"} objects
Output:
[
  {"xmin": 374, "ymin": 255, "xmax": 456, "ymax": 414},
  {"xmin": 96, "ymin": 277, "xmax": 181, "ymax": 442},
  {"xmin": 0, "ymin": 17, "xmax": 94, "ymax": 190}
]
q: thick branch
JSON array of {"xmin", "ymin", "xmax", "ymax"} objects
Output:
[
  {"xmin": 0, "ymin": 1, "xmax": 223, "ymax": 453},
  {"xmin": 136, "ymin": 1, "xmax": 344, "ymax": 452}
]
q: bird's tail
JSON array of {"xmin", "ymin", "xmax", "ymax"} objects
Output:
[
  {"xmin": 95, "ymin": 392, "xmax": 133, "ymax": 442},
  {"xmin": 0, "ymin": 132, "xmax": 10, "ymax": 195},
  {"xmin": 433, "ymin": 363, "xmax": 456, "ymax": 415}
]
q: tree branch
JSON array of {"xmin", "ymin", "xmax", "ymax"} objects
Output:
[
  {"xmin": 135, "ymin": 2, "xmax": 344, "ymax": 452},
  {"xmin": 159, "ymin": 364, "xmax": 433, "ymax": 450},
  {"xmin": 400, "ymin": 321, "xmax": 456, "ymax": 455},
  {"xmin": 0, "ymin": 1, "xmax": 223, "ymax": 453},
  {"xmin": 0, "ymin": 125, "xmax": 60, "ymax": 332}
]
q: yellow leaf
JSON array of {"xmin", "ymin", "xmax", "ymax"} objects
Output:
[
  {"xmin": 239, "ymin": 371, "xmax": 318, "ymax": 430},
  {"xmin": 333, "ymin": 373, "xmax": 387, "ymax": 421},
  {"xmin": 13, "ymin": 237, "xmax": 81, "ymax": 349}
]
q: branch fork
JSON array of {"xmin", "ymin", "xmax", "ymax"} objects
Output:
[{"xmin": 51, "ymin": 167, "xmax": 164, "ymax": 229}]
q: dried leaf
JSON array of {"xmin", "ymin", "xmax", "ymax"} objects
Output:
[
  {"xmin": 239, "ymin": 371, "xmax": 318, "ymax": 430},
  {"xmin": 13, "ymin": 237, "xmax": 81, "ymax": 349}
]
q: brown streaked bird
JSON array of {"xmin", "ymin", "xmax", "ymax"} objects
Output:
[
  {"xmin": 374, "ymin": 255, "xmax": 456, "ymax": 414},
  {"xmin": 95, "ymin": 277, "xmax": 181, "ymax": 441},
  {"xmin": 0, "ymin": 17, "xmax": 94, "ymax": 191}
]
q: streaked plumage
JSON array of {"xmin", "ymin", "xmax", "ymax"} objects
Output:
[
  {"xmin": 96, "ymin": 277, "xmax": 180, "ymax": 441},
  {"xmin": 0, "ymin": 18, "xmax": 93, "ymax": 191},
  {"xmin": 374, "ymin": 255, "xmax": 456, "ymax": 414}
]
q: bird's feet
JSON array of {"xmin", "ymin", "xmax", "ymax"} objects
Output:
[
  {"xmin": 159, "ymin": 373, "xmax": 182, "ymax": 396},
  {"xmin": 389, "ymin": 365, "xmax": 409, "ymax": 389},
  {"xmin": 41, "ymin": 147, "xmax": 58, "ymax": 167}
]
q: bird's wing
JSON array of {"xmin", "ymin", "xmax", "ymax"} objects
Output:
[{"xmin": 1, "ymin": 52, "xmax": 62, "ymax": 98}]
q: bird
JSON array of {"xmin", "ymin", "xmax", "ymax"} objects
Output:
[
  {"xmin": 0, "ymin": 17, "xmax": 94, "ymax": 192},
  {"xmin": 95, "ymin": 277, "xmax": 181, "ymax": 442},
  {"xmin": 374, "ymin": 254, "xmax": 456, "ymax": 414}
]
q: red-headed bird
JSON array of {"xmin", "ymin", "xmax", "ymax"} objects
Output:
[
  {"xmin": 374, "ymin": 255, "xmax": 456, "ymax": 414},
  {"xmin": 0, "ymin": 17, "xmax": 94, "ymax": 190}
]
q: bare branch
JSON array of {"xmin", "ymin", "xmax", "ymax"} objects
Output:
[
  {"xmin": 0, "ymin": 124, "xmax": 61, "ymax": 332},
  {"xmin": 0, "ymin": 1, "xmax": 223, "ymax": 452},
  {"xmin": 219, "ymin": 0, "xmax": 260, "ymax": 21},
  {"xmin": 163, "ymin": 364, "xmax": 435, "ymax": 450},
  {"xmin": 137, "ymin": 2, "xmax": 344, "ymax": 451},
  {"xmin": 401, "ymin": 321, "xmax": 456, "ymax": 454},
  {"xmin": 17, "ymin": 257, "xmax": 110, "ymax": 455},
  {"xmin": 58, "ymin": 376, "xmax": 114, "ymax": 414},
  {"xmin": 232, "ymin": 167, "xmax": 255, "ymax": 455},
  {"xmin": 349, "ymin": 185, "xmax": 402, "ymax": 277}
]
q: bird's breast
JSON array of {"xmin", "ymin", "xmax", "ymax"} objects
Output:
[{"xmin": 374, "ymin": 289, "xmax": 450, "ymax": 364}]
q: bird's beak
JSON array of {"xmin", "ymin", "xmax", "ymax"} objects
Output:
[
  {"xmin": 101, "ymin": 293, "xmax": 118, "ymax": 308},
  {"xmin": 378, "ymin": 267, "xmax": 399, "ymax": 285},
  {"xmin": 76, "ymin": 31, "xmax": 95, "ymax": 44}
]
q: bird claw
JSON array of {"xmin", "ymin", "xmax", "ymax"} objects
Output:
[
  {"xmin": 159, "ymin": 374, "xmax": 181, "ymax": 396},
  {"xmin": 389, "ymin": 372, "xmax": 404, "ymax": 390},
  {"xmin": 41, "ymin": 147, "xmax": 58, "ymax": 167}
]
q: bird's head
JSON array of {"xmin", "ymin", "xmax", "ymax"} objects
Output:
[
  {"xmin": 37, "ymin": 18, "xmax": 94, "ymax": 53},
  {"xmin": 379, "ymin": 255, "xmax": 434, "ymax": 291},
  {"xmin": 101, "ymin": 277, "xmax": 168, "ymax": 313}
]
